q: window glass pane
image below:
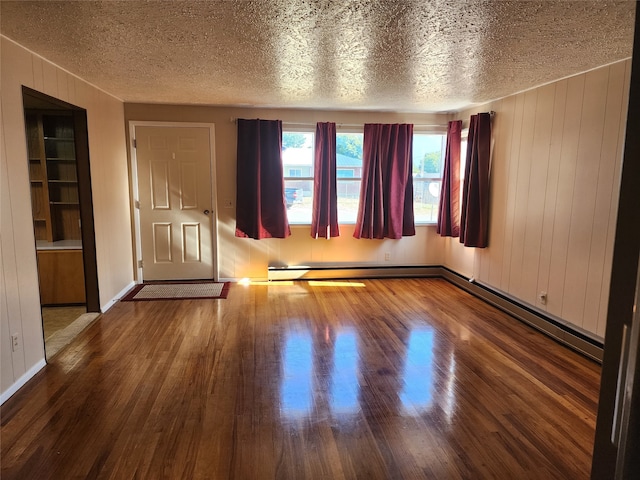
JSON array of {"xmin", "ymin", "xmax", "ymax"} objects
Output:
[
  {"xmin": 413, "ymin": 134, "xmax": 445, "ymax": 223},
  {"xmin": 282, "ymin": 132, "xmax": 314, "ymax": 176},
  {"xmin": 460, "ymin": 138, "xmax": 468, "ymax": 180},
  {"xmin": 337, "ymin": 169, "xmax": 355, "ymax": 178},
  {"xmin": 459, "ymin": 137, "xmax": 468, "ymax": 211},
  {"xmin": 284, "ymin": 179, "xmax": 313, "ymax": 223},
  {"xmin": 283, "ymin": 131, "xmax": 314, "ymax": 224},
  {"xmin": 336, "ymin": 133, "xmax": 363, "ymax": 224},
  {"xmin": 337, "ymin": 180, "xmax": 361, "ymax": 223},
  {"xmin": 413, "ymin": 179, "xmax": 441, "ymax": 223}
]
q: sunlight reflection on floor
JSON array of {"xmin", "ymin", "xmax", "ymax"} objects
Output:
[{"xmin": 239, "ymin": 278, "xmax": 366, "ymax": 288}]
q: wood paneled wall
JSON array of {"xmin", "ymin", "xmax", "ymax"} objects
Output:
[
  {"xmin": 445, "ymin": 60, "xmax": 631, "ymax": 339},
  {"xmin": 1, "ymin": 36, "xmax": 134, "ymax": 399}
]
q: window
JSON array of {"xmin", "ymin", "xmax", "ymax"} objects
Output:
[
  {"xmin": 283, "ymin": 130, "xmax": 363, "ymax": 225},
  {"xmin": 412, "ymin": 133, "xmax": 446, "ymax": 223},
  {"xmin": 336, "ymin": 132, "xmax": 363, "ymax": 223},
  {"xmin": 283, "ymin": 129, "xmax": 446, "ymax": 226},
  {"xmin": 337, "ymin": 169, "xmax": 355, "ymax": 178},
  {"xmin": 282, "ymin": 131, "xmax": 314, "ymax": 224},
  {"xmin": 460, "ymin": 132, "xmax": 468, "ymax": 208}
]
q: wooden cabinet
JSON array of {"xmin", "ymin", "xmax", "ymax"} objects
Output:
[
  {"xmin": 37, "ymin": 248, "xmax": 86, "ymax": 305},
  {"xmin": 26, "ymin": 111, "xmax": 81, "ymax": 242}
]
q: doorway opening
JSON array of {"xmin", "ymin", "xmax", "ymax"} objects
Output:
[{"xmin": 22, "ymin": 87, "xmax": 100, "ymax": 359}]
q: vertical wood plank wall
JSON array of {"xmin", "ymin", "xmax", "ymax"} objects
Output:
[
  {"xmin": 0, "ymin": 36, "xmax": 134, "ymax": 396},
  {"xmin": 445, "ymin": 60, "xmax": 631, "ymax": 339}
]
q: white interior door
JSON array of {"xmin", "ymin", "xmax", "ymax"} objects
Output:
[{"xmin": 135, "ymin": 125, "xmax": 214, "ymax": 280}]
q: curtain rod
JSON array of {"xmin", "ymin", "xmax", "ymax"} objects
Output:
[{"xmin": 229, "ymin": 117, "xmax": 446, "ymax": 128}]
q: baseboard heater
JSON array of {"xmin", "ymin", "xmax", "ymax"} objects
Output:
[
  {"xmin": 268, "ymin": 264, "xmax": 442, "ymax": 281},
  {"xmin": 267, "ymin": 263, "xmax": 604, "ymax": 362}
]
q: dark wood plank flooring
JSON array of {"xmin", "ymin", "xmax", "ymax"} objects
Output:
[{"xmin": 0, "ymin": 278, "xmax": 600, "ymax": 479}]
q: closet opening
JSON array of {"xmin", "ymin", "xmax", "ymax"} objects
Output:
[{"xmin": 22, "ymin": 87, "xmax": 100, "ymax": 359}]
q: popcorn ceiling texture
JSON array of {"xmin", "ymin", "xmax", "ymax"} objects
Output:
[{"xmin": 0, "ymin": 0, "xmax": 634, "ymax": 112}]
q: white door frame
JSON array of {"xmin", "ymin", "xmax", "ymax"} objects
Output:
[{"xmin": 128, "ymin": 121, "xmax": 219, "ymax": 283}]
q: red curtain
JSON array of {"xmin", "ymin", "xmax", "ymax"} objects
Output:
[
  {"xmin": 311, "ymin": 122, "xmax": 340, "ymax": 238},
  {"xmin": 235, "ymin": 119, "xmax": 291, "ymax": 239},
  {"xmin": 437, "ymin": 120, "xmax": 462, "ymax": 237},
  {"xmin": 354, "ymin": 124, "xmax": 415, "ymax": 239},
  {"xmin": 460, "ymin": 113, "xmax": 492, "ymax": 247}
]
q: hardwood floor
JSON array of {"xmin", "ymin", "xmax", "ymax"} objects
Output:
[{"xmin": 0, "ymin": 278, "xmax": 600, "ymax": 479}]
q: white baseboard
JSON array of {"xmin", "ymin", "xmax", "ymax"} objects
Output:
[
  {"xmin": 218, "ymin": 277, "xmax": 239, "ymax": 283},
  {"xmin": 0, "ymin": 359, "xmax": 47, "ymax": 405},
  {"xmin": 101, "ymin": 281, "xmax": 136, "ymax": 313}
]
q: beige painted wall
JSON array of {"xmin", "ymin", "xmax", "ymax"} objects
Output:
[
  {"xmin": 1, "ymin": 36, "xmax": 134, "ymax": 397},
  {"xmin": 443, "ymin": 60, "xmax": 631, "ymax": 340},
  {"xmin": 124, "ymin": 104, "xmax": 449, "ymax": 280}
]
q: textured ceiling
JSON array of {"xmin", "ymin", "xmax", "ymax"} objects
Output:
[{"xmin": 0, "ymin": 1, "xmax": 635, "ymax": 113}]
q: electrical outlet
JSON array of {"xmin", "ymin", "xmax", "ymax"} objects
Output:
[
  {"xmin": 384, "ymin": 252, "xmax": 391, "ymax": 261},
  {"xmin": 539, "ymin": 291, "xmax": 548, "ymax": 305},
  {"xmin": 224, "ymin": 199, "xmax": 233, "ymax": 208},
  {"xmin": 11, "ymin": 333, "xmax": 19, "ymax": 352}
]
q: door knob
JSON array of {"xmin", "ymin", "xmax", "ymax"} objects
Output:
[{"xmin": 203, "ymin": 209, "xmax": 210, "ymax": 215}]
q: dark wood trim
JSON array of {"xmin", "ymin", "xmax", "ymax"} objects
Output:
[
  {"xmin": 72, "ymin": 110, "xmax": 100, "ymax": 313},
  {"xmin": 591, "ymin": 7, "xmax": 640, "ymax": 478},
  {"xmin": 22, "ymin": 87, "xmax": 100, "ymax": 313}
]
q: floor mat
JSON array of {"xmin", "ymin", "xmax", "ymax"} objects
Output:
[{"xmin": 121, "ymin": 282, "xmax": 230, "ymax": 301}]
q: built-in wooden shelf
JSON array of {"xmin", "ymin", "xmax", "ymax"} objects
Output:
[
  {"xmin": 27, "ymin": 111, "xmax": 84, "ymax": 306},
  {"xmin": 26, "ymin": 110, "xmax": 81, "ymax": 243}
]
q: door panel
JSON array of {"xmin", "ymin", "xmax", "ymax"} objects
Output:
[
  {"xmin": 180, "ymin": 162, "xmax": 198, "ymax": 209},
  {"xmin": 136, "ymin": 126, "xmax": 214, "ymax": 280},
  {"xmin": 182, "ymin": 223, "xmax": 201, "ymax": 263},
  {"xmin": 152, "ymin": 223, "xmax": 172, "ymax": 263},
  {"xmin": 151, "ymin": 161, "xmax": 170, "ymax": 209}
]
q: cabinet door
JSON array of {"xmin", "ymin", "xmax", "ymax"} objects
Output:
[{"xmin": 37, "ymin": 250, "xmax": 86, "ymax": 305}]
